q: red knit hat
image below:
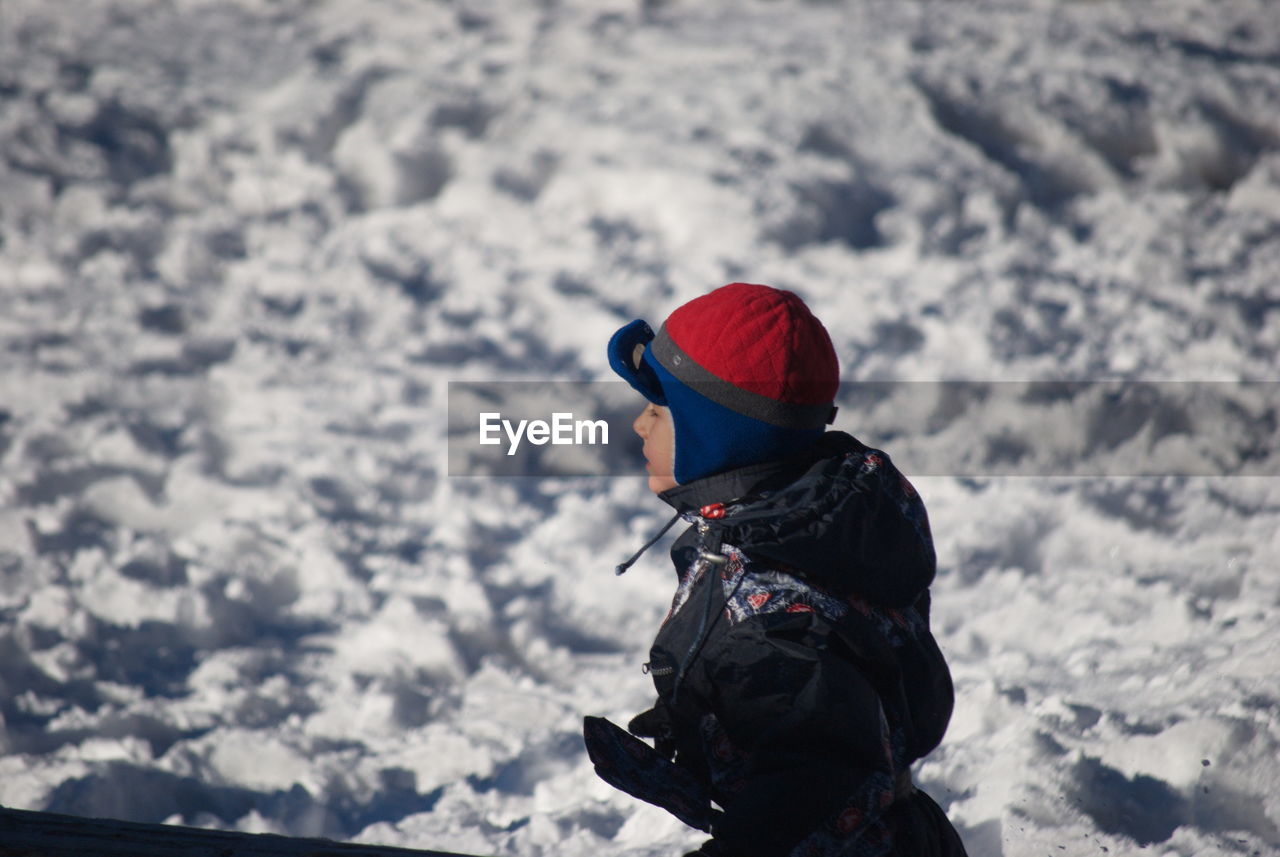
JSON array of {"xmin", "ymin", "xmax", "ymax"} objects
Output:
[
  {"xmin": 655, "ymin": 283, "xmax": 839, "ymax": 426},
  {"xmin": 609, "ymin": 283, "xmax": 840, "ymax": 483}
]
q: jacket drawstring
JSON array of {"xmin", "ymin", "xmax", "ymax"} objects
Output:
[
  {"xmin": 671, "ymin": 521, "xmax": 742, "ymax": 708},
  {"xmin": 615, "ymin": 511, "xmax": 683, "ymax": 576}
]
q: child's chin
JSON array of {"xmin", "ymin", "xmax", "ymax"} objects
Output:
[{"xmin": 648, "ymin": 474, "xmax": 676, "ymax": 494}]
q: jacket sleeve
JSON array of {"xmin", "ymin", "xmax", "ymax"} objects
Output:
[{"xmin": 696, "ymin": 610, "xmax": 892, "ymax": 857}]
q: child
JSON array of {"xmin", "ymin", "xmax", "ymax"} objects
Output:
[{"xmin": 584, "ymin": 283, "xmax": 967, "ymax": 857}]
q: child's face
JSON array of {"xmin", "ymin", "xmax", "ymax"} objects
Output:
[{"xmin": 633, "ymin": 403, "xmax": 677, "ymax": 494}]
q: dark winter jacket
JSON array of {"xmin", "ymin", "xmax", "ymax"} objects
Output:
[{"xmin": 586, "ymin": 432, "xmax": 966, "ymax": 857}]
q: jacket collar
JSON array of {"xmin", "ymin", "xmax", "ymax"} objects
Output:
[{"xmin": 656, "ymin": 431, "xmax": 863, "ymax": 513}]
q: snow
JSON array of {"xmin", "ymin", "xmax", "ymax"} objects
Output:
[{"xmin": 1, "ymin": 0, "xmax": 1278, "ymax": 855}]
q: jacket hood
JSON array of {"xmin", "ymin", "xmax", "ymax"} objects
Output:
[{"xmin": 658, "ymin": 432, "xmax": 936, "ymax": 608}]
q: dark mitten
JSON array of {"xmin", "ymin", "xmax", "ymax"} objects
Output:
[{"xmin": 583, "ymin": 715, "xmax": 720, "ymax": 832}]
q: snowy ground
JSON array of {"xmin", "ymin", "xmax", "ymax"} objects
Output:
[{"xmin": 2, "ymin": 1, "xmax": 1279, "ymax": 855}]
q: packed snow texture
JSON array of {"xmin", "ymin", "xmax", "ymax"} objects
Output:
[{"xmin": 1, "ymin": 1, "xmax": 1278, "ymax": 855}]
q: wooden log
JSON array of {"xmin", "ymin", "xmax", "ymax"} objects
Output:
[{"xmin": 0, "ymin": 806, "xmax": 491, "ymax": 857}]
